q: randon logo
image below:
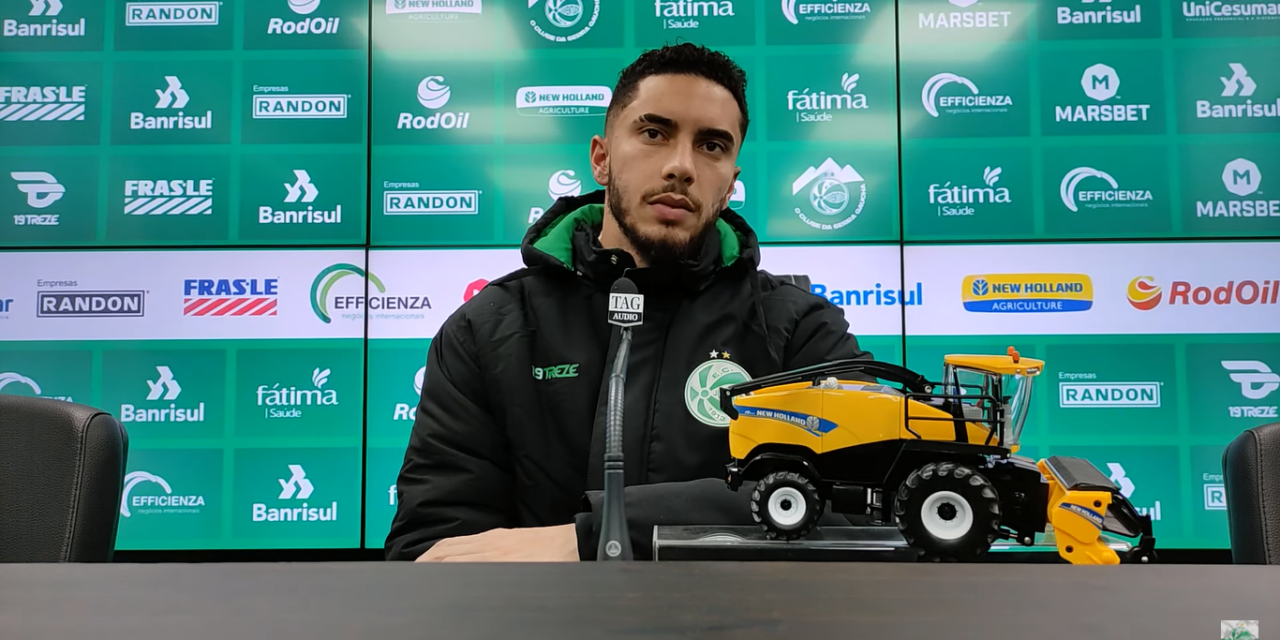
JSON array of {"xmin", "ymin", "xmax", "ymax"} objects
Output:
[
  {"xmin": 1221, "ymin": 63, "xmax": 1256, "ymax": 98},
  {"xmin": 1222, "ymin": 360, "xmax": 1280, "ymax": 400},
  {"xmin": 278, "ymin": 464, "xmax": 314, "ymax": 499},
  {"xmin": 28, "ymin": 0, "xmax": 64, "ymax": 17},
  {"xmin": 11, "ymin": 171, "xmax": 64, "ymax": 209},
  {"xmin": 1081, "ymin": 63, "xmax": 1119, "ymax": 101},
  {"xmin": 922, "ymin": 72, "xmax": 979, "ymax": 118},
  {"xmin": 1222, "ymin": 158, "xmax": 1261, "ymax": 197},
  {"xmin": 284, "ymin": 170, "xmax": 318, "ymax": 203},
  {"xmin": 145, "ymin": 365, "xmax": 182, "ymax": 401},
  {"xmin": 154, "ymin": 76, "xmax": 190, "ymax": 109}
]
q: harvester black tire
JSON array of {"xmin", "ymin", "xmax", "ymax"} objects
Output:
[
  {"xmin": 751, "ymin": 470, "xmax": 823, "ymax": 540},
  {"xmin": 894, "ymin": 461, "xmax": 1001, "ymax": 561}
]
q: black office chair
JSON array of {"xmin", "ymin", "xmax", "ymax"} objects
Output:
[
  {"xmin": 1222, "ymin": 421, "xmax": 1280, "ymax": 564},
  {"xmin": 0, "ymin": 395, "xmax": 129, "ymax": 562}
]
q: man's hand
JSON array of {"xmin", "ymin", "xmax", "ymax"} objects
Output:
[{"xmin": 415, "ymin": 524, "xmax": 580, "ymax": 562}]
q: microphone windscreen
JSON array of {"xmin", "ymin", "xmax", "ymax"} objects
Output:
[{"xmin": 610, "ymin": 277, "xmax": 638, "ymax": 295}]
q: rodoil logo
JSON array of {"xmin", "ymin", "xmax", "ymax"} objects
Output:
[
  {"xmin": 1057, "ymin": 0, "xmax": 1142, "ymax": 24},
  {"xmin": 252, "ymin": 465, "xmax": 338, "ymax": 522},
  {"xmin": 791, "ymin": 157, "xmax": 866, "ymax": 230},
  {"xmin": 266, "ymin": 0, "xmax": 341, "ymax": 35},
  {"xmin": 11, "ymin": 171, "xmax": 63, "ymax": 227},
  {"xmin": 256, "ymin": 367, "xmax": 338, "ymax": 420},
  {"xmin": 393, "ymin": 366, "xmax": 427, "ymax": 421},
  {"xmin": 1197, "ymin": 158, "xmax": 1279, "ymax": 219},
  {"xmin": 252, "ymin": 84, "xmax": 347, "ymax": 120},
  {"xmin": 120, "ymin": 471, "xmax": 205, "ymax": 517},
  {"xmin": 781, "ymin": 0, "xmax": 871, "ymax": 24},
  {"xmin": 922, "ymin": 72, "xmax": 1012, "ymax": 117},
  {"xmin": 918, "ymin": 0, "xmax": 1012, "ymax": 29},
  {"xmin": 1055, "ymin": 63, "xmax": 1151, "ymax": 123},
  {"xmin": 962, "ymin": 273, "xmax": 1094, "ymax": 312},
  {"xmin": 515, "ymin": 84, "xmax": 611, "ymax": 116},
  {"xmin": 1059, "ymin": 166, "xmax": 1153, "ymax": 212},
  {"xmin": 1196, "ymin": 63, "xmax": 1278, "ymax": 121},
  {"xmin": 386, "ymin": 0, "xmax": 483, "ymax": 22},
  {"xmin": 927, "ymin": 166, "xmax": 1010, "ymax": 217},
  {"xmin": 4, "ymin": 0, "xmax": 86, "ymax": 38},
  {"xmin": 0, "ymin": 85, "xmax": 86, "ymax": 121},
  {"xmin": 129, "ymin": 76, "xmax": 213, "ymax": 130},
  {"xmin": 398, "ymin": 76, "xmax": 470, "ymax": 130},
  {"xmin": 125, "ymin": 2, "xmax": 220, "ymax": 26},
  {"xmin": 119, "ymin": 365, "xmax": 206, "ymax": 424},
  {"xmin": 258, "ymin": 169, "xmax": 342, "ymax": 225},
  {"xmin": 529, "ymin": 169, "xmax": 582, "ymax": 223},
  {"xmin": 655, "ymin": 0, "xmax": 736, "ymax": 29},
  {"xmin": 124, "ymin": 178, "xmax": 213, "ymax": 216},
  {"xmin": 1125, "ymin": 275, "xmax": 1279, "ymax": 310},
  {"xmin": 788, "ymin": 72, "xmax": 867, "ymax": 123}
]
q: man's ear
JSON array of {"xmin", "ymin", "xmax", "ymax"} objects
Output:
[
  {"xmin": 589, "ymin": 135, "xmax": 610, "ymax": 186},
  {"xmin": 721, "ymin": 165, "xmax": 742, "ymax": 210}
]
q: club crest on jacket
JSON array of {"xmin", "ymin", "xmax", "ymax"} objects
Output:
[{"xmin": 684, "ymin": 351, "xmax": 751, "ymax": 427}]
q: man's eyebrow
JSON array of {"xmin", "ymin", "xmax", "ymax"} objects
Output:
[{"xmin": 634, "ymin": 112, "xmax": 737, "ymax": 148}]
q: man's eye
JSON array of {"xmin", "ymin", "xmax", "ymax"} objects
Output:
[
  {"xmin": 705, "ymin": 141, "xmax": 725, "ymax": 152},
  {"xmin": 642, "ymin": 128, "xmax": 662, "ymax": 140}
]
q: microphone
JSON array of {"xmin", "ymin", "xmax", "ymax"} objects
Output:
[{"xmin": 599, "ymin": 277, "xmax": 643, "ymax": 561}]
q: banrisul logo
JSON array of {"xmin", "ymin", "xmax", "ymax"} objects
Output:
[
  {"xmin": 928, "ymin": 166, "xmax": 1010, "ymax": 217},
  {"xmin": 655, "ymin": 0, "xmax": 736, "ymax": 29},
  {"xmin": 922, "ymin": 72, "xmax": 1012, "ymax": 117},
  {"xmin": 129, "ymin": 76, "xmax": 213, "ymax": 131},
  {"xmin": 383, "ymin": 181, "xmax": 480, "ymax": 216},
  {"xmin": 386, "ymin": 0, "xmax": 482, "ymax": 22},
  {"xmin": 781, "ymin": 0, "xmax": 871, "ymax": 24},
  {"xmin": 3, "ymin": 0, "xmax": 86, "ymax": 38},
  {"xmin": 515, "ymin": 84, "xmax": 611, "ymax": 116},
  {"xmin": 311, "ymin": 262, "xmax": 432, "ymax": 323},
  {"xmin": 125, "ymin": 2, "xmax": 220, "ymax": 26},
  {"xmin": 124, "ymin": 178, "xmax": 213, "ymax": 216},
  {"xmin": 119, "ymin": 365, "xmax": 207, "ymax": 424},
  {"xmin": 252, "ymin": 85, "xmax": 348, "ymax": 120},
  {"xmin": 258, "ymin": 169, "xmax": 342, "ymax": 226},
  {"xmin": 788, "ymin": 72, "xmax": 867, "ymax": 124},
  {"xmin": 120, "ymin": 471, "xmax": 206, "ymax": 517},
  {"xmin": 1059, "ymin": 166, "xmax": 1152, "ymax": 212},
  {"xmin": 529, "ymin": 169, "xmax": 582, "ymax": 223},
  {"xmin": 528, "ymin": 0, "xmax": 600, "ymax": 42},
  {"xmin": 918, "ymin": 0, "xmax": 1013, "ymax": 29},
  {"xmin": 11, "ymin": 171, "xmax": 64, "ymax": 227},
  {"xmin": 1055, "ymin": 63, "xmax": 1151, "ymax": 124},
  {"xmin": 398, "ymin": 76, "xmax": 470, "ymax": 130},
  {"xmin": 252, "ymin": 465, "xmax": 338, "ymax": 522},
  {"xmin": 256, "ymin": 367, "xmax": 339, "ymax": 419},
  {"xmin": 791, "ymin": 158, "xmax": 865, "ymax": 231},
  {"xmin": 1058, "ymin": 372, "xmax": 1161, "ymax": 408},
  {"xmin": 1197, "ymin": 158, "xmax": 1279, "ymax": 219},
  {"xmin": 1196, "ymin": 64, "xmax": 1279, "ymax": 121},
  {"xmin": 0, "ymin": 85, "xmax": 86, "ymax": 121},
  {"xmin": 267, "ymin": 0, "xmax": 341, "ymax": 35},
  {"xmin": 1057, "ymin": 0, "xmax": 1143, "ymax": 25}
]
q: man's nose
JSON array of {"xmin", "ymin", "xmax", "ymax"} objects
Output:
[{"xmin": 662, "ymin": 144, "xmax": 696, "ymax": 186}]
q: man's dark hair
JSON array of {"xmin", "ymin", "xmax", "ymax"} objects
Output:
[{"xmin": 606, "ymin": 43, "xmax": 749, "ymax": 141}]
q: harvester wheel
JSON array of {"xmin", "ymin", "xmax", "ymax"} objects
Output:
[
  {"xmin": 894, "ymin": 461, "xmax": 1001, "ymax": 561},
  {"xmin": 751, "ymin": 470, "xmax": 823, "ymax": 540}
]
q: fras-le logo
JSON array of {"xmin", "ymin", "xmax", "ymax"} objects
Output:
[
  {"xmin": 124, "ymin": 178, "xmax": 214, "ymax": 216},
  {"xmin": 182, "ymin": 278, "xmax": 279, "ymax": 317},
  {"xmin": 1126, "ymin": 275, "xmax": 1279, "ymax": 310},
  {"xmin": 0, "ymin": 85, "xmax": 87, "ymax": 122},
  {"xmin": 962, "ymin": 273, "xmax": 1094, "ymax": 313}
]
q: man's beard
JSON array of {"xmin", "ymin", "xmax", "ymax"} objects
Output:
[{"xmin": 606, "ymin": 179, "xmax": 717, "ymax": 267}]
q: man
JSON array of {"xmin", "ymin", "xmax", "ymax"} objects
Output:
[{"xmin": 386, "ymin": 43, "xmax": 873, "ymax": 562}]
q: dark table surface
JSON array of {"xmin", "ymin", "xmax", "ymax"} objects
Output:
[{"xmin": 1, "ymin": 561, "xmax": 1276, "ymax": 640}]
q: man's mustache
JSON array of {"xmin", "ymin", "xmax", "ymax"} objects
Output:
[{"xmin": 641, "ymin": 182, "xmax": 703, "ymax": 213}]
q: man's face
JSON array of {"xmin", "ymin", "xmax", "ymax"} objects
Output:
[{"xmin": 592, "ymin": 74, "xmax": 742, "ymax": 264}]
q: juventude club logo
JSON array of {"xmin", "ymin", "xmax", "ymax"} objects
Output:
[
  {"xmin": 791, "ymin": 157, "xmax": 866, "ymax": 231},
  {"xmin": 528, "ymin": 0, "xmax": 599, "ymax": 42},
  {"xmin": 1221, "ymin": 621, "xmax": 1259, "ymax": 640},
  {"xmin": 685, "ymin": 351, "xmax": 750, "ymax": 427}
]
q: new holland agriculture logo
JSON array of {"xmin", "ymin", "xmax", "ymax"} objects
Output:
[
  {"xmin": 393, "ymin": 365, "xmax": 427, "ymax": 421},
  {"xmin": 927, "ymin": 166, "xmax": 1010, "ymax": 217},
  {"xmin": 398, "ymin": 76, "xmax": 470, "ymax": 130},
  {"xmin": 921, "ymin": 73, "xmax": 1012, "ymax": 118},
  {"xmin": 383, "ymin": 180, "xmax": 480, "ymax": 216},
  {"xmin": 252, "ymin": 85, "xmax": 348, "ymax": 120},
  {"xmin": 3, "ymin": 0, "xmax": 86, "ymax": 38},
  {"xmin": 119, "ymin": 365, "xmax": 207, "ymax": 424},
  {"xmin": 1054, "ymin": 63, "xmax": 1152, "ymax": 124},
  {"xmin": 0, "ymin": 85, "xmax": 86, "ymax": 121},
  {"xmin": 1224, "ymin": 360, "xmax": 1280, "ymax": 420},
  {"xmin": 183, "ymin": 277, "xmax": 279, "ymax": 317},
  {"xmin": 1056, "ymin": 0, "xmax": 1143, "ymax": 25},
  {"xmin": 258, "ymin": 169, "xmax": 342, "ymax": 225},
  {"xmin": 787, "ymin": 72, "xmax": 868, "ymax": 124},
  {"xmin": 1126, "ymin": 275, "xmax": 1279, "ymax": 310},
  {"xmin": 252, "ymin": 465, "xmax": 338, "ymax": 522},
  {"xmin": 791, "ymin": 157, "xmax": 866, "ymax": 231},
  {"xmin": 781, "ymin": 0, "xmax": 871, "ymax": 24},
  {"xmin": 1058, "ymin": 372, "xmax": 1161, "ymax": 408},
  {"xmin": 257, "ymin": 368, "xmax": 339, "ymax": 419},
  {"xmin": 1196, "ymin": 64, "xmax": 1279, "ymax": 121},
  {"xmin": 918, "ymin": 0, "xmax": 1012, "ymax": 29},
  {"xmin": 129, "ymin": 76, "xmax": 213, "ymax": 131},
  {"xmin": 1197, "ymin": 158, "xmax": 1279, "ymax": 219},
  {"xmin": 962, "ymin": 273, "xmax": 1094, "ymax": 313},
  {"xmin": 11, "ymin": 171, "xmax": 63, "ymax": 227},
  {"xmin": 266, "ymin": 0, "xmax": 342, "ymax": 35},
  {"xmin": 685, "ymin": 352, "xmax": 751, "ymax": 427},
  {"xmin": 527, "ymin": 0, "xmax": 600, "ymax": 43},
  {"xmin": 529, "ymin": 169, "xmax": 582, "ymax": 224},
  {"xmin": 654, "ymin": 0, "xmax": 736, "ymax": 29},
  {"xmin": 515, "ymin": 84, "xmax": 611, "ymax": 117},
  {"xmin": 310, "ymin": 263, "xmax": 433, "ymax": 324},
  {"xmin": 125, "ymin": 2, "xmax": 220, "ymax": 26},
  {"xmin": 1059, "ymin": 166, "xmax": 1152, "ymax": 212},
  {"xmin": 1183, "ymin": 0, "xmax": 1280, "ymax": 23},
  {"xmin": 386, "ymin": 0, "xmax": 482, "ymax": 22},
  {"xmin": 124, "ymin": 178, "xmax": 213, "ymax": 216},
  {"xmin": 120, "ymin": 471, "xmax": 205, "ymax": 517}
]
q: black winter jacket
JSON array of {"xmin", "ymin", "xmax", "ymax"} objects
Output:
[{"xmin": 385, "ymin": 189, "xmax": 874, "ymax": 560}]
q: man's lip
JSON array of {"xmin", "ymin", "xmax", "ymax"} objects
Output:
[{"xmin": 647, "ymin": 194, "xmax": 694, "ymax": 211}]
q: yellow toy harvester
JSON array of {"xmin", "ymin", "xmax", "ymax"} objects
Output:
[{"xmin": 720, "ymin": 348, "xmax": 1156, "ymax": 565}]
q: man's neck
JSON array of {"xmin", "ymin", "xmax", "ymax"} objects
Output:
[{"xmin": 597, "ymin": 205, "xmax": 648, "ymax": 268}]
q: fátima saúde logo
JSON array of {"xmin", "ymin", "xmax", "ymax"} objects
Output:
[
  {"xmin": 927, "ymin": 165, "xmax": 1010, "ymax": 217},
  {"xmin": 311, "ymin": 263, "xmax": 384, "ymax": 323},
  {"xmin": 528, "ymin": 0, "xmax": 599, "ymax": 43},
  {"xmin": 962, "ymin": 273, "xmax": 1094, "ymax": 312},
  {"xmin": 386, "ymin": 0, "xmax": 483, "ymax": 22},
  {"xmin": 787, "ymin": 72, "xmax": 868, "ymax": 124},
  {"xmin": 1126, "ymin": 275, "xmax": 1278, "ymax": 311},
  {"xmin": 685, "ymin": 350, "xmax": 750, "ymax": 427},
  {"xmin": 791, "ymin": 157, "xmax": 866, "ymax": 231}
]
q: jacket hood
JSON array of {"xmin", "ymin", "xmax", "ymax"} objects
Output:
[{"xmin": 520, "ymin": 188, "xmax": 760, "ymax": 290}]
